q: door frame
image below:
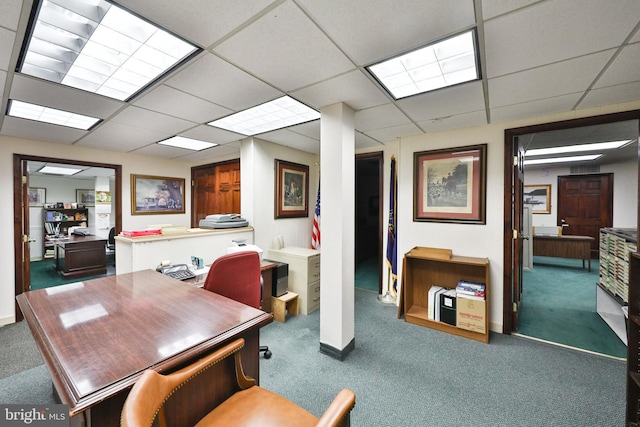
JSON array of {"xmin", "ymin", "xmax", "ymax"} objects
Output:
[
  {"xmin": 355, "ymin": 151, "xmax": 384, "ymax": 294},
  {"xmin": 13, "ymin": 154, "xmax": 122, "ymax": 321},
  {"xmin": 502, "ymin": 109, "xmax": 640, "ymax": 334}
]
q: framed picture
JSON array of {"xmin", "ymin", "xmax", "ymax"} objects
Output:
[
  {"xmin": 275, "ymin": 159, "xmax": 309, "ymax": 218},
  {"xmin": 76, "ymin": 189, "xmax": 95, "ymax": 206},
  {"xmin": 131, "ymin": 174, "xmax": 185, "ymax": 215},
  {"xmin": 28, "ymin": 187, "xmax": 45, "ymax": 207},
  {"xmin": 524, "ymin": 184, "xmax": 551, "ymax": 214},
  {"xmin": 413, "ymin": 144, "xmax": 487, "ymax": 224}
]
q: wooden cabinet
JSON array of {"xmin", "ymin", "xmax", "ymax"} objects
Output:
[
  {"xmin": 398, "ymin": 247, "xmax": 489, "ymax": 343},
  {"xmin": 626, "ymin": 252, "xmax": 640, "ymax": 425},
  {"xmin": 43, "ymin": 208, "xmax": 89, "ymax": 259},
  {"xmin": 266, "ymin": 247, "xmax": 320, "ymax": 315}
]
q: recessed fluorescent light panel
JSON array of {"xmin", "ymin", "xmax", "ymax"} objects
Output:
[
  {"xmin": 526, "ymin": 140, "xmax": 632, "ymax": 156},
  {"xmin": 523, "ymin": 154, "xmax": 602, "ymax": 166},
  {"xmin": 158, "ymin": 136, "xmax": 217, "ymax": 151},
  {"xmin": 18, "ymin": 0, "xmax": 199, "ymax": 101},
  {"xmin": 367, "ymin": 30, "xmax": 480, "ymax": 99},
  {"xmin": 207, "ymin": 96, "xmax": 320, "ymax": 136},
  {"xmin": 39, "ymin": 165, "xmax": 83, "ymax": 175},
  {"xmin": 8, "ymin": 100, "xmax": 100, "ymax": 130}
]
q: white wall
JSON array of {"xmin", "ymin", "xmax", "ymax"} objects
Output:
[
  {"xmin": 525, "ymin": 158, "xmax": 638, "ymax": 229},
  {"xmin": 1, "ymin": 135, "xmax": 193, "ymax": 324}
]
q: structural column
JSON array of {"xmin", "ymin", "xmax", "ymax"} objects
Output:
[{"xmin": 319, "ymin": 102, "xmax": 355, "ymax": 360}]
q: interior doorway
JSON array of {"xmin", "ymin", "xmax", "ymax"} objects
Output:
[
  {"xmin": 503, "ymin": 110, "xmax": 640, "ymax": 355},
  {"xmin": 355, "ymin": 152, "xmax": 383, "ymax": 293},
  {"xmin": 13, "ymin": 154, "xmax": 122, "ymax": 321}
]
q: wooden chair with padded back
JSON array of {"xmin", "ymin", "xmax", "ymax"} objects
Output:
[
  {"xmin": 203, "ymin": 251, "xmax": 271, "ymax": 358},
  {"xmin": 121, "ymin": 338, "xmax": 356, "ymax": 427}
]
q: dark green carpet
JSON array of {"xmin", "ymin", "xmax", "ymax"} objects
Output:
[
  {"xmin": 355, "ymin": 257, "xmax": 379, "ymax": 292},
  {"xmin": 519, "ymin": 256, "xmax": 626, "ymax": 358},
  {"xmin": 29, "ymin": 258, "xmax": 116, "ymax": 291}
]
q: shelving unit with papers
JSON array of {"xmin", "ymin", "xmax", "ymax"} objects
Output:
[
  {"xmin": 398, "ymin": 246, "xmax": 489, "ymax": 343},
  {"xmin": 43, "ymin": 208, "xmax": 89, "ymax": 259},
  {"xmin": 625, "ymin": 251, "xmax": 640, "ymax": 425}
]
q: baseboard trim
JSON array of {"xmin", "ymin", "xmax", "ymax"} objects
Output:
[
  {"xmin": 0, "ymin": 315, "xmax": 16, "ymax": 326},
  {"xmin": 319, "ymin": 338, "xmax": 355, "ymax": 361}
]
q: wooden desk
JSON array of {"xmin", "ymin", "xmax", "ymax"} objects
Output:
[
  {"xmin": 533, "ymin": 235, "xmax": 595, "ymax": 271},
  {"xmin": 51, "ymin": 235, "xmax": 107, "ymax": 279},
  {"xmin": 16, "ymin": 270, "xmax": 272, "ymax": 426}
]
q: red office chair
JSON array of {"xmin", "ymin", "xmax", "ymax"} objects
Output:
[{"xmin": 204, "ymin": 251, "xmax": 272, "ymax": 359}]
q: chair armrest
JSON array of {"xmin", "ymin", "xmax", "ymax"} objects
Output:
[{"xmin": 315, "ymin": 389, "xmax": 355, "ymax": 427}]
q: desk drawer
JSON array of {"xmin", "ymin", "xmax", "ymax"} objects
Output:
[
  {"xmin": 308, "ymin": 254, "xmax": 320, "ymax": 284},
  {"xmin": 306, "ymin": 280, "xmax": 320, "ymax": 314}
]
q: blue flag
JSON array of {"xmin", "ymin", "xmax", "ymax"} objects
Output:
[{"xmin": 386, "ymin": 156, "xmax": 398, "ymax": 294}]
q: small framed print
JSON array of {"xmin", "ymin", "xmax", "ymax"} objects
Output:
[
  {"xmin": 524, "ymin": 184, "xmax": 551, "ymax": 214},
  {"xmin": 275, "ymin": 159, "xmax": 309, "ymax": 219}
]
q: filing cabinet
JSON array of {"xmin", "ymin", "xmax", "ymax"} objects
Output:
[{"xmin": 267, "ymin": 247, "xmax": 320, "ymax": 315}]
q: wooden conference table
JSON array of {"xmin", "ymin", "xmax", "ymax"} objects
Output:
[
  {"xmin": 533, "ymin": 234, "xmax": 595, "ymax": 271},
  {"xmin": 16, "ymin": 269, "xmax": 273, "ymax": 426}
]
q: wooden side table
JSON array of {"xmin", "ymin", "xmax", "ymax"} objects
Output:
[{"xmin": 272, "ymin": 292, "xmax": 299, "ymax": 323}]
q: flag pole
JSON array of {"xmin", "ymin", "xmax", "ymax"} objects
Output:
[{"xmin": 379, "ymin": 154, "xmax": 397, "ymax": 304}]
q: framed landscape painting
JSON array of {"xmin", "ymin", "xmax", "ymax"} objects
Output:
[
  {"xmin": 275, "ymin": 159, "xmax": 309, "ymax": 218},
  {"xmin": 524, "ymin": 184, "xmax": 551, "ymax": 214},
  {"xmin": 413, "ymin": 144, "xmax": 487, "ymax": 224},
  {"xmin": 131, "ymin": 174, "xmax": 185, "ymax": 215}
]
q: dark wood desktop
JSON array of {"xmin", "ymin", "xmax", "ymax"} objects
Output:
[
  {"xmin": 16, "ymin": 269, "xmax": 272, "ymax": 426},
  {"xmin": 533, "ymin": 234, "xmax": 595, "ymax": 271},
  {"xmin": 51, "ymin": 234, "xmax": 107, "ymax": 279}
]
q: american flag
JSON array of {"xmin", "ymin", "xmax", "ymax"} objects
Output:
[{"xmin": 311, "ymin": 182, "xmax": 320, "ymax": 250}]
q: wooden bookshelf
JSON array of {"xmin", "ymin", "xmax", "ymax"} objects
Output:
[
  {"xmin": 43, "ymin": 208, "xmax": 89, "ymax": 259},
  {"xmin": 398, "ymin": 246, "xmax": 489, "ymax": 343}
]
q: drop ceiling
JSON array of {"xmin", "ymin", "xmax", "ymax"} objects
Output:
[{"xmin": 1, "ymin": 0, "xmax": 639, "ymax": 166}]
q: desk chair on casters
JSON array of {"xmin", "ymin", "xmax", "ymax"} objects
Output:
[
  {"xmin": 204, "ymin": 251, "xmax": 272, "ymax": 359},
  {"xmin": 121, "ymin": 338, "xmax": 355, "ymax": 427}
]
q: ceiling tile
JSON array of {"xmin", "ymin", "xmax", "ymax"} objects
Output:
[
  {"xmin": 111, "ymin": 106, "xmax": 196, "ymax": 135},
  {"xmin": 484, "ymin": 0, "xmax": 640, "ymax": 78},
  {"xmin": 417, "ymin": 110, "xmax": 488, "ymax": 134},
  {"xmin": 580, "ymin": 81, "xmax": 640, "ymax": 110},
  {"xmin": 258, "ymin": 127, "xmax": 320, "ymax": 153},
  {"xmin": 129, "ymin": 143, "xmax": 197, "ymax": 159},
  {"xmin": 1, "ymin": 116, "xmax": 87, "ymax": 144},
  {"xmin": 298, "ymin": 0, "xmax": 476, "ymax": 65},
  {"xmin": 292, "ymin": 70, "xmax": 390, "ymax": 111},
  {"xmin": 0, "ymin": 27, "xmax": 16, "ymax": 72},
  {"xmin": 0, "ymin": 0, "xmax": 22, "ymax": 31},
  {"xmin": 490, "ymin": 93, "xmax": 580, "ymax": 123},
  {"xmin": 179, "ymin": 124, "xmax": 244, "ymax": 146},
  {"xmin": 355, "ymin": 104, "xmax": 411, "ymax": 132},
  {"xmin": 481, "ymin": 0, "xmax": 540, "ymax": 20},
  {"xmin": 176, "ymin": 141, "xmax": 242, "ymax": 163},
  {"xmin": 215, "ymin": 1, "xmax": 354, "ymax": 92},
  {"xmin": 133, "ymin": 85, "xmax": 234, "ymax": 123},
  {"xmin": 594, "ymin": 43, "xmax": 640, "ymax": 88},
  {"xmin": 75, "ymin": 122, "xmax": 169, "ymax": 152},
  {"xmin": 398, "ymin": 81, "xmax": 486, "ymax": 123},
  {"xmin": 164, "ymin": 53, "xmax": 281, "ymax": 111},
  {"xmin": 364, "ymin": 123, "xmax": 423, "ymax": 143},
  {"xmin": 355, "ymin": 132, "xmax": 384, "ymax": 150},
  {"xmin": 117, "ymin": 0, "xmax": 275, "ymax": 47},
  {"xmin": 10, "ymin": 74, "xmax": 124, "ymax": 118},
  {"xmin": 488, "ymin": 50, "xmax": 614, "ymax": 108},
  {"xmin": 284, "ymin": 120, "xmax": 320, "ymax": 141}
]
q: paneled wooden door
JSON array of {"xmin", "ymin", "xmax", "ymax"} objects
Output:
[
  {"xmin": 191, "ymin": 160, "xmax": 241, "ymax": 227},
  {"xmin": 557, "ymin": 173, "xmax": 613, "ymax": 258}
]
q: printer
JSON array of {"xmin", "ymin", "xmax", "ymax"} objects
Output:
[
  {"xmin": 227, "ymin": 239, "xmax": 263, "ymax": 260},
  {"xmin": 199, "ymin": 214, "xmax": 248, "ymax": 229}
]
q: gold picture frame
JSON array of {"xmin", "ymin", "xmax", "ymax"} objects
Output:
[
  {"xmin": 131, "ymin": 174, "xmax": 185, "ymax": 215},
  {"xmin": 524, "ymin": 184, "xmax": 551, "ymax": 214}
]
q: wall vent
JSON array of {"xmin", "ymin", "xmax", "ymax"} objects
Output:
[{"xmin": 570, "ymin": 165, "xmax": 600, "ymax": 174}]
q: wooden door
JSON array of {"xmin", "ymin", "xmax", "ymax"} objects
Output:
[
  {"xmin": 13, "ymin": 159, "xmax": 31, "ymax": 321},
  {"xmin": 191, "ymin": 160, "xmax": 240, "ymax": 227},
  {"xmin": 557, "ymin": 173, "xmax": 613, "ymax": 257},
  {"xmin": 511, "ymin": 139, "xmax": 526, "ymax": 331}
]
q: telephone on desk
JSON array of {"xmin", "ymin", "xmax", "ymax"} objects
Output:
[{"xmin": 156, "ymin": 264, "xmax": 196, "ymax": 281}]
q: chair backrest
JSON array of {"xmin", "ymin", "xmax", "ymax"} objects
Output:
[
  {"xmin": 203, "ymin": 251, "xmax": 261, "ymax": 309},
  {"xmin": 108, "ymin": 227, "xmax": 115, "ymax": 244}
]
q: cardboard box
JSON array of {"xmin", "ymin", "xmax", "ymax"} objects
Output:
[{"xmin": 456, "ymin": 297, "xmax": 486, "ymax": 334}]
